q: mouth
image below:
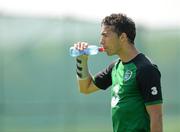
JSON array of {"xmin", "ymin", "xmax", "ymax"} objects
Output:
[
  {"xmin": 103, "ymin": 47, "xmax": 107, "ymax": 51},
  {"xmin": 100, "ymin": 45, "xmax": 107, "ymax": 52},
  {"xmin": 98, "ymin": 47, "xmax": 105, "ymax": 52}
]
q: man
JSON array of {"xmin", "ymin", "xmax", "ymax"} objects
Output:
[{"xmin": 74, "ymin": 13, "xmax": 163, "ymax": 132}]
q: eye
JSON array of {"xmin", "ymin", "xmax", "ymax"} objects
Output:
[{"xmin": 101, "ymin": 33, "xmax": 107, "ymax": 37}]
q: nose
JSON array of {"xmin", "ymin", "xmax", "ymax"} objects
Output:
[{"xmin": 100, "ymin": 38, "xmax": 104, "ymax": 46}]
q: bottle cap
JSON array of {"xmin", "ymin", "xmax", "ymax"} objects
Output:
[{"xmin": 98, "ymin": 47, "xmax": 104, "ymax": 52}]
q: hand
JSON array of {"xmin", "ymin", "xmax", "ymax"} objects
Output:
[
  {"xmin": 74, "ymin": 42, "xmax": 89, "ymax": 79},
  {"xmin": 74, "ymin": 42, "xmax": 89, "ymax": 59},
  {"xmin": 74, "ymin": 42, "xmax": 89, "ymax": 51}
]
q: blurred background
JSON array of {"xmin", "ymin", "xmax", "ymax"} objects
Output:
[{"xmin": 0, "ymin": 0, "xmax": 180, "ymax": 131}]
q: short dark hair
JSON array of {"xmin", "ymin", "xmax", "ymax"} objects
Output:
[{"xmin": 101, "ymin": 13, "xmax": 136, "ymax": 44}]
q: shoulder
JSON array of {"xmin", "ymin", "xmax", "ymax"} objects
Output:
[
  {"xmin": 140, "ymin": 64, "xmax": 160, "ymax": 73},
  {"xmin": 134, "ymin": 53, "xmax": 160, "ymax": 74},
  {"xmin": 139, "ymin": 66, "xmax": 161, "ymax": 85}
]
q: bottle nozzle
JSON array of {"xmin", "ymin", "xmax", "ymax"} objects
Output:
[{"xmin": 98, "ymin": 47, "xmax": 104, "ymax": 52}]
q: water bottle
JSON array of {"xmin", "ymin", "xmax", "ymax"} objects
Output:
[{"xmin": 69, "ymin": 45, "xmax": 104, "ymax": 57}]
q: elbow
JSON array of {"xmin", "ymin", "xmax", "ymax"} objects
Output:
[{"xmin": 79, "ymin": 89, "xmax": 90, "ymax": 95}]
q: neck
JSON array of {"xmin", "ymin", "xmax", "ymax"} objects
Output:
[{"xmin": 118, "ymin": 43, "xmax": 139, "ymax": 63}]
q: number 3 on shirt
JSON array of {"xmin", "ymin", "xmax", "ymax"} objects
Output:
[{"xmin": 151, "ymin": 87, "xmax": 158, "ymax": 95}]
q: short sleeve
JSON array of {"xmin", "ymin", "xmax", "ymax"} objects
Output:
[
  {"xmin": 137, "ymin": 65, "xmax": 163, "ymax": 105},
  {"xmin": 93, "ymin": 61, "xmax": 116, "ymax": 90}
]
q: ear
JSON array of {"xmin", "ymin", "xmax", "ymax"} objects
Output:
[{"xmin": 119, "ymin": 33, "xmax": 127, "ymax": 40}]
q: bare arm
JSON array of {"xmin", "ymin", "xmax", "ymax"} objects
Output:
[
  {"xmin": 78, "ymin": 76, "xmax": 100, "ymax": 94},
  {"xmin": 146, "ymin": 104, "xmax": 163, "ymax": 132},
  {"xmin": 76, "ymin": 56, "xmax": 100, "ymax": 94},
  {"xmin": 74, "ymin": 42, "xmax": 100, "ymax": 94}
]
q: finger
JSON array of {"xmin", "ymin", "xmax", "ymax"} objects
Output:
[
  {"xmin": 83, "ymin": 43, "xmax": 88, "ymax": 50},
  {"xmin": 81, "ymin": 42, "xmax": 88, "ymax": 50},
  {"xmin": 79, "ymin": 42, "xmax": 85, "ymax": 50},
  {"xmin": 75, "ymin": 42, "xmax": 82, "ymax": 50},
  {"xmin": 79, "ymin": 42, "xmax": 83, "ymax": 50}
]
